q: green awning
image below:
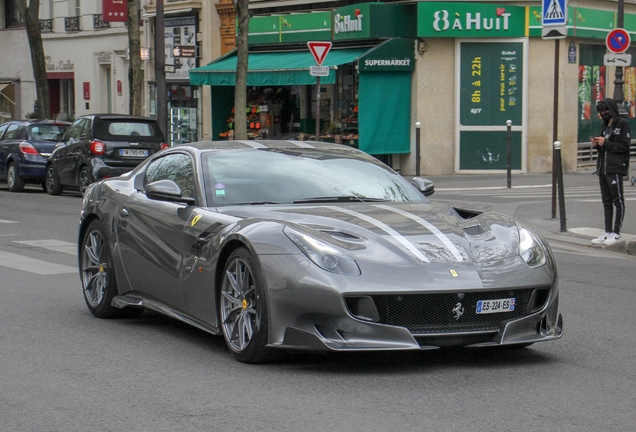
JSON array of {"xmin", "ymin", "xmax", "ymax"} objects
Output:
[{"xmin": 190, "ymin": 48, "xmax": 369, "ymax": 86}]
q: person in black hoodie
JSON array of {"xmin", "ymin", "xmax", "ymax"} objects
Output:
[{"xmin": 590, "ymin": 98, "xmax": 631, "ymax": 246}]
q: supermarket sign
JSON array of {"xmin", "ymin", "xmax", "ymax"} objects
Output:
[{"xmin": 418, "ymin": 2, "xmax": 526, "ymax": 38}]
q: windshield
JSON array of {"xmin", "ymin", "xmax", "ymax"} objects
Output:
[
  {"xmin": 201, "ymin": 148, "xmax": 426, "ymax": 206},
  {"xmin": 27, "ymin": 125, "xmax": 68, "ymax": 141}
]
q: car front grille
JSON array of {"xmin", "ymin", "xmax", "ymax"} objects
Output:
[{"xmin": 367, "ymin": 289, "xmax": 540, "ymax": 334}]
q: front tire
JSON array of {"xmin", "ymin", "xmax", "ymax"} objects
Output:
[
  {"xmin": 220, "ymin": 247, "xmax": 272, "ymax": 363},
  {"xmin": 79, "ymin": 166, "xmax": 93, "ymax": 195},
  {"xmin": 80, "ymin": 219, "xmax": 119, "ymax": 318},
  {"xmin": 45, "ymin": 164, "xmax": 63, "ymax": 195},
  {"xmin": 7, "ymin": 163, "xmax": 25, "ymax": 192}
]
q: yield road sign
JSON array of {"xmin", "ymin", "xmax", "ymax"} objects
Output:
[
  {"xmin": 307, "ymin": 41, "xmax": 332, "ymax": 66},
  {"xmin": 542, "ymin": 0, "xmax": 567, "ymax": 27},
  {"xmin": 606, "ymin": 28, "xmax": 631, "ymax": 54}
]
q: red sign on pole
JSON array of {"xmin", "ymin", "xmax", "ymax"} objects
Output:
[
  {"xmin": 102, "ymin": 0, "xmax": 128, "ymax": 23},
  {"xmin": 307, "ymin": 41, "xmax": 332, "ymax": 66}
]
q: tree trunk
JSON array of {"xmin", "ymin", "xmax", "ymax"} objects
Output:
[
  {"xmin": 233, "ymin": 0, "xmax": 249, "ymax": 140},
  {"xmin": 127, "ymin": 0, "xmax": 142, "ymax": 116},
  {"xmin": 20, "ymin": 0, "xmax": 50, "ymax": 119}
]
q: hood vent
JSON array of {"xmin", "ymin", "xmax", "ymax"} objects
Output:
[{"xmin": 463, "ymin": 225, "xmax": 485, "ymax": 236}]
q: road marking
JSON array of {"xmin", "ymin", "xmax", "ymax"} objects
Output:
[
  {"xmin": 0, "ymin": 219, "xmax": 19, "ymax": 224},
  {"xmin": 0, "ymin": 251, "xmax": 76, "ymax": 275},
  {"xmin": 13, "ymin": 239, "xmax": 76, "ymax": 255},
  {"xmin": 436, "ymin": 184, "xmax": 552, "ymax": 192}
]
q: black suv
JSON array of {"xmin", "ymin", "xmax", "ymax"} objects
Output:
[{"xmin": 45, "ymin": 114, "xmax": 167, "ymax": 195}]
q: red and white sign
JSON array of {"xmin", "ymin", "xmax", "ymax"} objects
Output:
[
  {"xmin": 606, "ymin": 28, "xmax": 631, "ymax": 54},
  {"xmin": 102, "ymin": 0, "xmax": 128, "ymax": 23},
  {"xmin": 307, "ymin": 41, "xmax": 332, "ymax": 66}
]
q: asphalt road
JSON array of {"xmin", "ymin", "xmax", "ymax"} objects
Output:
[{"xmin": 1, "ymin": 183, "xmax": 635, "ymax": 432}]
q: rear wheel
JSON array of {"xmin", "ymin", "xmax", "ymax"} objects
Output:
[
  {"xmin": 80, "ymin": 219, "xmax": 119, "ymax": 318},
  {"xmin": 7, "ymin": 163, "xmax": 25, "ymax": 192},
  {"xmin": 220, "ymin": 247, "xmax": 273, "ymax": 363},
  {"xmin": 45, "ymin": 164, "xmax": 63, "ymax": 195},
  {"xmin": 79, "ymin": 166, "xmax": 93, "ymax": 195}
]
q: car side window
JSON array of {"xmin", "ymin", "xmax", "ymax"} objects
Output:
[
  {"xmin": 3, "ymin": 123, "xmax": 20, "ymax": 140},
  {"xmin": 0, "ymin": 124, "xmax": 10, "ymax": 140},
  {"xmin": 64, "ymin": 119, "xmax": 85, "ymax": 141},
  {"xmin": 79, "ymin": 118, "xmax": 92, "ymax": 137},
  {"xmin": 145, "ymin": 153, "xmax": 195, "ymax": 198}
]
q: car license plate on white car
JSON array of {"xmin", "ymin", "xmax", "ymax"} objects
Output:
[
  {"xmin": 120, "ymin": 149, "xmax": 148, "ymax": 157},
  {"xmin": 476, "ymin": 298, "xmax": 515, "ymax": 314}
]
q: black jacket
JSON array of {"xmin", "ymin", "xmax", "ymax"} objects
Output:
[{"xmin": 594, "ymin": 98, "xmax": 631, "ymax": 176}]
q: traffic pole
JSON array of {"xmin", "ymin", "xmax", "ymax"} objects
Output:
[
  {"xmin": 506, "ymin": 120, "xmax": 512, "ymax": 188},
  {"xmin": 415, "ymin": 122, "xmax": 421, "ymax": 177},
  {"xmin": 316, "ymin": 76, "xmax": 320, "ymax": 139},
  {"xmin": 554, "ymin": 141, "xmax": 567, "ymax": 232}
]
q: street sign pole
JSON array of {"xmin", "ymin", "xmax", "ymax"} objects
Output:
[{"xmin": 307, "ymin": 41, "xmax": 332, "ymax": 139}]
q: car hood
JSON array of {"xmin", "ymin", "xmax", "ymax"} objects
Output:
[{"xmin": 217, "ymin": 202, "xmax": 522, "ymax": 265}]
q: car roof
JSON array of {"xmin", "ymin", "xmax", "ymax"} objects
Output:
[
  {"xmin": 1, "ymin": 119, "xmax": 71, "ymax": 126},
  {"xmin": 177, "ymin": 140, "xmax": 362, "ymax": 153},
  {"xmin": 79, "ymin": 114, "xmax": 159, "ymax": 122}
]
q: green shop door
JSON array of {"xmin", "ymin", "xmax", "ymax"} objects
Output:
[{"xmin": 458, "ymin": 41, "xmax": 525, "ymax": 172}]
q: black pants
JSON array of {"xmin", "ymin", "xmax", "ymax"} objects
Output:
[{"xmin": 599, "ymin": 173, "xmax": 625, "ymax": 234}]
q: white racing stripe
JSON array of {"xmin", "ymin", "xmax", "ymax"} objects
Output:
[
  {"xmin": 287, "ymin": 141, "xmax": 315, "ymax": 148},
  {"xmin": 236, "ymin": 140, "xmax": 267, "ymax": 149},
  {"xmin": 0, "ymin": 251, "xmax": 76, "ymax": 275},
  {"xmin": 330, "ymin": 206, "xmax": 430, "ymax": 263},
  {"xmin": 374, "ymin": 204, "xmax": 464, "ymax": 262}
]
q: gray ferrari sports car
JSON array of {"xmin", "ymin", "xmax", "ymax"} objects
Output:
[{"xmin": 78, "ymin": 140, "xmax": 563, "ymax": 363}]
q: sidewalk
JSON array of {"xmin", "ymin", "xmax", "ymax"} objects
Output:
[{"xmin": 421, "ymin": 169, "xmax": 636, "ymax": 256}]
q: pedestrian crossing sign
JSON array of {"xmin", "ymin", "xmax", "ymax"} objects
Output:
[{"xmin": 542, "ymin": 0, "xmax": 567, "ymax": 27}]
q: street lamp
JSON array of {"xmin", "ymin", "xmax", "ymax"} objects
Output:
[{"xmin": 613, "ymin": 0, "xmax": 628, "ymax": 117}]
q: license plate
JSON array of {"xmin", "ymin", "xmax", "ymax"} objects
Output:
[
  {"xmin": 120, "ymin": 149, "xmax": 148, "ymax": 157},
  {"xmin": 476, "ymin": 297, "xmax": 515, "ymax": 314}
]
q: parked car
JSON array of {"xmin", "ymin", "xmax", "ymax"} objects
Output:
[
  {"xmin": 0, "ymin": 119, "xmax": 70, "ymax": 192},
  {"xmin": 45, "ymin": 114, "xmax": 168, "ymax": 195},
  {"xmin": 78, "ymin": 140, "xmax": 562, "ymax": 363}
]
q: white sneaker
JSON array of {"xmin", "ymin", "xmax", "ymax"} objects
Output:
[
  {"xmin": 603, "ymin": 232, "xmax": 621, "ymax": 246},
  {"xmin": 591, "ymin": 232, "xmax": 610, "ymax": 245}
]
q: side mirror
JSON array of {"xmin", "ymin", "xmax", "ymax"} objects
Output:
[
  {"xmin": 411, "ymin": 176, "xmax": 435, "ymax": 197},
  {"xmin": 146, "ymin": 179, "xmax": 196, "ymax": 205}
]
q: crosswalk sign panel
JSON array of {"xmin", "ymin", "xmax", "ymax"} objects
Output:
[{"xmin": 542, "ymin": 0, "xmax": 567, "ymax": 27}]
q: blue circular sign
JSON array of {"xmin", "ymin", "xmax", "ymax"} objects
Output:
[{"xmin": 606, "ymin": 28, "xmax": 631, "ymax": 54}]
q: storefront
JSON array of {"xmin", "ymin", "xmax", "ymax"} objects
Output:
[
  {"xmin": 164, "ymin": 16, "xmax": 200, "ymax": 146},
  {"xmin": 0, "ymin": 81, "xmax": 18, "ymax": 122},
  {"xmin": 190, "ymin": 3, "xmax": 416, "ymax": 160}
]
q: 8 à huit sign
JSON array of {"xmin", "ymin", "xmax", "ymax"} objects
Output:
[{"xmin": 418, "ymin": 2, "xmax": 526, "ymax": 38}]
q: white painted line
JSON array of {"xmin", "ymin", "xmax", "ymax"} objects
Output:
[
  {"xmin": 436, "ymin": 184, "xmax": 552, "ymax": 192},
  {"xmin": 0, "ymin": 251, "xmax": 76, "ymax": 275},
  {"xmin": 13, "ymin": 240, "xmax": 77, "ymax": 255},
  {"xmin": 0, "ymin": 219, "xmax": 19, "ymax": 224}
]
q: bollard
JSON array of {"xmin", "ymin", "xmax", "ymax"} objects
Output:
[
  {"xmin": 415, "ymin": 122, "xmax": 421, "ymax": 177},
  {"xmin": 506, "ymin": 120, "xmax": 512, "ymax": 188},
  {"xmin": 554, "ymin": 141, "xmax": 567, "ymax": 232}
]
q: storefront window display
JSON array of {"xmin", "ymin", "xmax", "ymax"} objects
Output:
[
  {"xmin": 577, "ymin": 44, "xmax": 606, "ymax": 142},
  {"xmin": 168, "ymin": 84, "xmax": 198, "ymax": 145}
]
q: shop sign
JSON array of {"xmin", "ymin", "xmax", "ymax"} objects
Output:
[
  {"xmin": 528, "ymin": 6, "xmax": 618, "ymax": 39},
  {"xmin": 333, "ymin": 3, "xmax": 415, "ymax": 41},
  {"xmin": 418, "ymin": 2, "xmax": 526, "ymax": 38},
  {"xmin": 247, "ymin": 12, "xmax": 331, "ymax": 44},
  {"xmin": 357, "ymin": 38, "xmax": 415, "ymax": 72},
  {"xmin": 45, "ymin": 56, "xmax": 75, "ymax": 72},
  {"xmin": 165, "ymin": 17, "xmax": 196, "ymax": 81},
  {"xmin": 102, "ymin": 0, "xmax": 127, "ymax": 23}
]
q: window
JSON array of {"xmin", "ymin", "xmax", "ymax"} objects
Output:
[
  {"xmin": 3, "ymin": 123, "xmax": 21, "ymax": 140},
  {"xmin": 145, "ymin": 153, "xmax": 195, "ymax": 198},
  {"xmin": 74, "ymin": 0, "xmax": 80, "ymax": 17},
  {"xmin": 0, "ymin": 123, "xmax": 9, "ymax": 140},
  {"xmin": 4, "ymin": 0, "xmax": 24, "ymax": 27},
  {"xmin": 64, "ymin": 119, "xmax": 86, "ymax": 141}
]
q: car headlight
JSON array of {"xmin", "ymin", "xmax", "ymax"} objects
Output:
[
  {"xmin": 283, "ymin": 227, "xmax": 360, "ymax": 276},
  {"xmin": 518, "ymin": 226, "xmax": 547, "ymax": 268}
]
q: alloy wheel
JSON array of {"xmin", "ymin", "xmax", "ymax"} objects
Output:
[
  {"xmin": 220, "ymin": 256, "xmax": 260, "ymax": 353},
  {"xmin": 81, "ymin": 228, "xmax": 109, "ymax": 308}
]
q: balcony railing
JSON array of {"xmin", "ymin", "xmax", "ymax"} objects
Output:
[
  {"xmin": 93, "ymin": 14, "xmax": 111, "ymax": 30},
  {"xmin": 64, "ymin": 16, "xmax": 81, "ymax": 32},
  {"xmin": 39, "ymin": 19, "xmax": 53, "ymax": 33}
]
